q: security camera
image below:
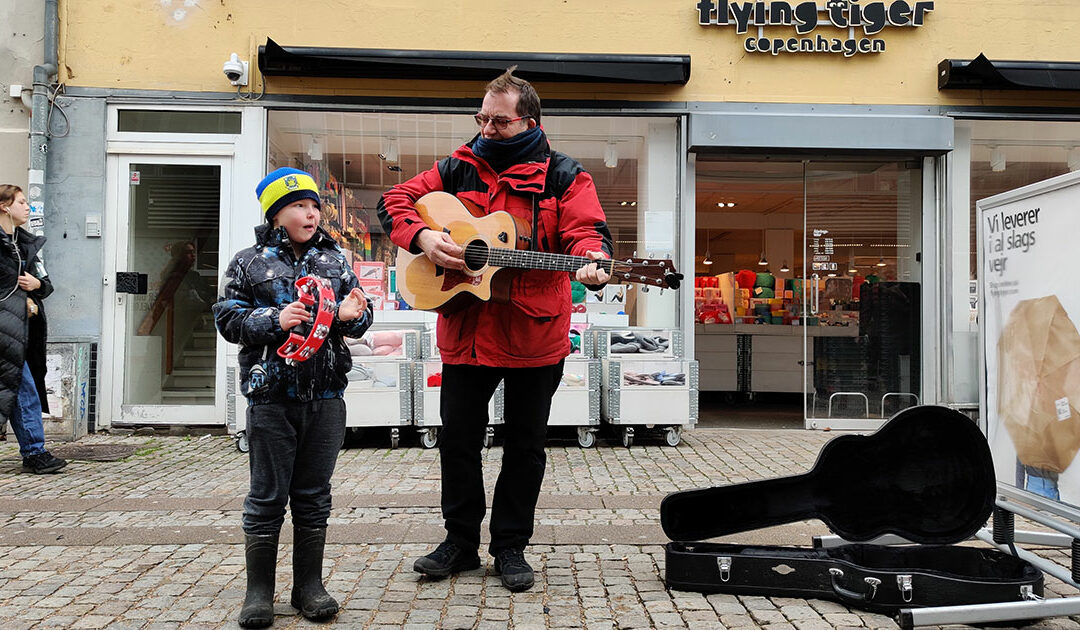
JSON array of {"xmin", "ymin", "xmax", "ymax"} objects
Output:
[{"xmin": 223, "ymin": 53, "xmax": 249, "ymax": 86}]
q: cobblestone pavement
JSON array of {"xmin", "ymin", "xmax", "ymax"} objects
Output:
[{"xmin": 0, "ymin": 427, "xmax": 1077, "ymax": 629}]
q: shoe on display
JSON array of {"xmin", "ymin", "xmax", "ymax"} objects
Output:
[
  {"xmin": 413, "ymin": 541, "xmax": 481, "ymax": 578},
  {"xmin": 494, "ymin": 548, "xmax": 535, "ymax": 592},
  {"xmin": 21, "ymin": 451, "xmax": 67, "ymax": 474}
]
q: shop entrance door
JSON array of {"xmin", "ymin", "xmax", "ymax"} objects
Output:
[
  {"xmin": 802, "ymin": 161, "xmax": 922, "ymax": 430},
  {"xmin": 104, "ymin": 156, "xmax": 227, "ymax": 425}
]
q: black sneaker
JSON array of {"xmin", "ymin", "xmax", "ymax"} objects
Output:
[
  {"xmin": 413, "ymin": 541, "xmax": 481, "ymax": 578},
  {"xmin": 22, "ymin": 451, "xmax": 67, "ymax": 474},
  {"xmin": 494, "ymin": 548, "xmax": 535, "ymax": 592}
]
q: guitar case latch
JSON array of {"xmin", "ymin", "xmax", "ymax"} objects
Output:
[
  {"xmin": 897, "ymin": 574, "xmax": 913, "ymax": 602},
  {"xmin": 717, "ymin": 556, "xmax": 732, "ymax": 582}
]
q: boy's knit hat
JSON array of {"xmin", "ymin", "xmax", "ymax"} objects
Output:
[{"xmin": 256, "ymin": 167, "xmax": 320, "ymax": 222}]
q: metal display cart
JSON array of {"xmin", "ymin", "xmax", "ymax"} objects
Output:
[
  {"xmin": 414, "ymin": 330, "xmax": 503, "ymax": 448},
  {"xmin": 341, "ymin": 327, "xmax": 420, "ymax": 448},
  {"xmin": 594, "ymin": 328, "xmax": 698, "ymax": 447},
  {"xmin": 549, "ymin": 356, "xmax": 602, "ymax": 447}
]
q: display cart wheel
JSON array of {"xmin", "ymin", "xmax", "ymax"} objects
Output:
[
  {"xmin": 576, "ymin": 427, "xmax": 596, "ymax": 448},
  {"xmin": 484, "ymin": 426, "xmax": 495, "ymax": 448},
  {"xmin": 663, "ymin": 426, "xmax": 682, "ymax": 447},
  {"xmin": 420, "ymin": 428, "xmax": 439, "ymax": 449},
  {"xmin": 235, "ymin": 431, "xmax": 250, "ymax": 453},
  {"xmin": 621, "ymin": 426, "xmax": 634, "ymax": 448},
  {"xmin": 390, "ymin": 427, "xmax": 400, "ymax": 449}
]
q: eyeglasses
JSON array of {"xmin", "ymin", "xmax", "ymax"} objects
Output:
[{"xmin": 474, "ymin": 114, "xmax": 531, "ymax": 129}]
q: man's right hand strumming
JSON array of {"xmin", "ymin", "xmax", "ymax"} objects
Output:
[{"xmin": 416, "ymin": 228, "xmax": 466, "ymax": 271}]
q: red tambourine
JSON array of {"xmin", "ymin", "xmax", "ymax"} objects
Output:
[{"xmin": 277, "ymin": 276, "xmax": 336, "ymax": 363}]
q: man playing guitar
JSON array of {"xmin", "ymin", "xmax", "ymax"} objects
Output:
[{"xmin": 378, "ymin": 66, "xmax": 611, "ymax": 592}]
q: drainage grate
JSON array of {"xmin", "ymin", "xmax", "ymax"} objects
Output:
[{"xmin": 48, "ymin": 444, "xmax": 138, "ymax": 462}]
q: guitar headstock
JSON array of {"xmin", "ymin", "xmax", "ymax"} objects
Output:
[{"xmin": 609, "ymin": 257, "xmax": 683, "ymax": 290}]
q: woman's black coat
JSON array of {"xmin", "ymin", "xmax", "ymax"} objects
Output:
[{"xmin": 0, "ymin": 227, "xmax": 53, "ymax": 421}]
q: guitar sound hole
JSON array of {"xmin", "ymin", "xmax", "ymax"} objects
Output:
[{"xmin": 462, "ymin": 240, "xmax": 489, "ymax": 272}]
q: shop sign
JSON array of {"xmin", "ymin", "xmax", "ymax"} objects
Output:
[{"xmin": 696, "ymin": 0, "xmax": 934, "ymax": 58}]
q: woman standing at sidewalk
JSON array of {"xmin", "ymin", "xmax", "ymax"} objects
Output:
[{"xmin": 0, "ymin": 184, "xmax": 66, "ymax": 474}]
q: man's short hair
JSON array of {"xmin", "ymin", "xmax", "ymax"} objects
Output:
[{"xmin": 486, "ymin": 65, "xmax": 541, "ymax": 125}]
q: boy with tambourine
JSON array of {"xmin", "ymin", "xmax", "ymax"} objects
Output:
[{"xmin": 214, "ymin": 167, "xmax": 371, "ymax": 628}]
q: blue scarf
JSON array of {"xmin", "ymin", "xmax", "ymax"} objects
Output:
[{"xmin": 472, "ymin": 126, "xmax": 546, "ymax": 174}]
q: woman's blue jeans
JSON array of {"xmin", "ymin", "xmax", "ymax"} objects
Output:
[{"xmin": 10, "ymin": 363, "xmax": 46, "ymax": 459}]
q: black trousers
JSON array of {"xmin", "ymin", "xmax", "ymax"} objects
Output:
[
  {"xmin": 439, "ymin": 360, "xmax": 564, "ymax": 555},
  {"xmin": 243, "ymin": 398, "xmax": 346, "ymax": 535}
]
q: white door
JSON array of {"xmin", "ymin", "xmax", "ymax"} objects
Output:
[{"xmin": 104, "ymin": 155, "xmax": 229, "ymax": 425}]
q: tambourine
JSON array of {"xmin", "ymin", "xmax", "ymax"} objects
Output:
[{"xmin": 277, "ymin": 276, "xmax": 336, "ymax": 364}]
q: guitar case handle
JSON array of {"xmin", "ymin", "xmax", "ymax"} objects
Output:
[
  {"xmin": 277, "ymin": 276, "xmax": 336, "ymax": 364},
  {"xmin": 828, "ymin": 568, "xmax": 881, "ymax": 603}
]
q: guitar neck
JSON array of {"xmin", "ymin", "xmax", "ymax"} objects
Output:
[{"xmin": 486, "ymin": 248, "xmax": 612, "ymax": 275}]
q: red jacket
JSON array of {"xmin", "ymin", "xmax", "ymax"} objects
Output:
[{"xmin": 377, "ymin": 135, "xmax": 612, "ymax": 367}]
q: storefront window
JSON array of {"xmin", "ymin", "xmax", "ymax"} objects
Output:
[
  {"xmin": 694, "ymin": 159, "xmax": 922, "ymax": 423},
  {"xmin": 266, "ymin": 111, "xmax": 680, "ymax": 326},
  {"xmin": 947, "ymin": 120, "xmax": 1080, "ymax": 404}
]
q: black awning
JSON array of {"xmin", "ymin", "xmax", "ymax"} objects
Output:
[
  {"xmin": 939, "ymin": 54, "xmax": 1080, "ymax": 91},
  {"xmin": 258, "ymin": 38, "xmax": 690, "ymax": 85}
]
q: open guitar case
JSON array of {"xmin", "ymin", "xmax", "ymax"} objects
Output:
[{"xmin": 660, "ymin": 405, "xmax": 1043, "ymax": 617}]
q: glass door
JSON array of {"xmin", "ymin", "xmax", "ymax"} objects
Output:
[
  {"xmin": 108, "ymin": 157, "xmax": 226, "ymax": 424},
  {"xmin": 803, "ymin": 160, "xmax": 923, "ymax": 430}
]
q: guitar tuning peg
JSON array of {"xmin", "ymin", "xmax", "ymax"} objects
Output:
[
  {"xmin": 632, "ymin": 250, "xmax": 637, "ymax": 257},
  {"xmin": 641, "ymin": 286, "xmax": 650, "ymax": 293},
  {"xmin": 647, "ymin": 252, "xmax": 654, "ymax": 259}
]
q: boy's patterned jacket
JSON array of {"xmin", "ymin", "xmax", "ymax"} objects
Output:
[{"xmin": 213, "ymin": 224, "xmax": 373, "ymax": 404}]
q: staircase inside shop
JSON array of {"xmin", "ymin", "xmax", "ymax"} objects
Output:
[{"xmin": 160, "ymin": 310, "xmax": 217, "ymax": 406}]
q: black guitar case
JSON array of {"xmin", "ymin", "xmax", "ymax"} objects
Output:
[
  {"xmin": 660, "ymin": 406, "xmax": 1044, "ymax": 613},
  {"xmin": 665, "ymin": 542, "xmax": 1043, "ymax": 615}
]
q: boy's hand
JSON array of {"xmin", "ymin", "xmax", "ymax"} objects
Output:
[
  {"xmin": 338, "ymin": 288, "xmax": 368, "ymax": 322},
  {"xmin": 279, "ymin": 301, "xmax": 311, "ymax": 330},
  {"xmin": 18, "ymin": 273, "xmax": 41, "ymax": 292}
]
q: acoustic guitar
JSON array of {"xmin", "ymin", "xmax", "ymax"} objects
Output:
[{"xmin": 396, "ymin": 192, "xmax": 683, "ymax": 313}]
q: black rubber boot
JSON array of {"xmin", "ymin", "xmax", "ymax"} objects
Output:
[
  {"xmin": 238, "ymin": 532, "xmax": 278, "ymax": 628},
  {"xmin": 290, "ymin": 527, "xmax": 339, "ymax": 621}
]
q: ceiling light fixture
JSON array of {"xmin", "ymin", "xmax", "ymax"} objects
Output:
[
  {"xmin": 379, "ymin": 137, "xmax": 399, "ymax": 164},
  {"xmin": 703, "ymin": 229, "xmax": 713, "ymax": 266},
  {"xmin": 989, "ymin": 145, "xmax": 1006, "ymax": 172},
  {"xmin": 604, "ymin": 141, "xmax": 618, "ymax": 169},
  {"xmin": 876, "ymin": 254, "xmax": 887, "ymax": 267},
  {"xmin": 307, "ymin": 136, "xmax": 323, "ymax": 161},
  {"xmin": 758, "ymin": 229, "xmax": 768, "ymax": 266},
  {"xmin": 1068, "ymin": 146, "xmax": 1080, "ymax": 172},
  {"xmin": 780, "ymin": 260, "xmax": 790, "ymax": 272}
]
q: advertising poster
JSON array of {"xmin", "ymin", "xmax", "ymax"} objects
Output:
[{"xmin": 980, "ymin": 171, "xmax": 1080, "ymax": 506}]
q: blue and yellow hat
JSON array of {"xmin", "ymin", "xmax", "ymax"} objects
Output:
[{"xmin": 255, "ymin": 167, "xmax": 321, "ymax": 222}]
